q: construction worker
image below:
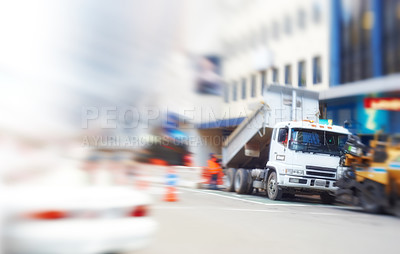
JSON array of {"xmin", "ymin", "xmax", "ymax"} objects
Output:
[{"xmin": 207, "ymin": 153, "xmax": 221, "ymax": 190}]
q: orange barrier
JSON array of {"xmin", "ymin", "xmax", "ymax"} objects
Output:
[
  {"xmin": 164, "ymin": 186, "xmax": 178, "ymax": 202},
  {"xmin": 163, "ymin": 168, "xmax": 179, "ymax": 202}
]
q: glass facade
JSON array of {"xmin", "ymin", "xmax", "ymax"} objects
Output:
[
  {"xmin": 331, "ymin": 0, "xmax": 400, "ymax": 81},
  {"xmin": 339, "ymin": 0, "xmax": 373, "ymax": 84},
  {"xmin": 383, "ymin": 0, "xmax": 400, "ymax": 74}
]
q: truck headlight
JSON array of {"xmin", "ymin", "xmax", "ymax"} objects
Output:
[
  {"xmin": 293, "ymin": 170, "xmax": 304, "ymax": 175},
  {"xmin": 337, "ymin": 167, "xmax": 347, "ymax": 179},
  {"xmin": 284, "ymin": 169, "xmax": 304, "ymax": 175}
]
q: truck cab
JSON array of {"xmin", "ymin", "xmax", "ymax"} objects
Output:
[{"xmin": 267, "ymin": 121, "xmax": 350, "ymax": 201}]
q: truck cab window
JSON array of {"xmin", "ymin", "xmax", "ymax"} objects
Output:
[
  {"xmin": 289, "ymin": 128, "xmax": 348, "ymax": 156},
  {"xmin": 277, "ymin": 128, "xmax": 288, "ymax": 145}
]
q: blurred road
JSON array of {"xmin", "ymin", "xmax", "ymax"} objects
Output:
[{"xmin": 137, "ymin": 186, "xmax": 400, "ymax": 254}]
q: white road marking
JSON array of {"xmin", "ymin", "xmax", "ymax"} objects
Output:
[
  {"xmin": 154, "ymin": 206, "xmax": 196, "ymax": 210},
  {"xmin": 153, "ymin": 205, "xmax": 358, "ymax": 217},
  {"xmin": 220, "ymin": 208, "xmax": 280, "ymax": 213},
  {"xmin": 153, "ymin": 187, "xmax": 365, "ymax": 217},
  {"xmin": 181, "ymin": 187, "xmax": 312, "ymax": 207}
]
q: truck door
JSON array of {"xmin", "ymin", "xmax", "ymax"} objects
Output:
[{"xmin": 273, "ymin": 127, "xmax": 290, "ymax": 164}]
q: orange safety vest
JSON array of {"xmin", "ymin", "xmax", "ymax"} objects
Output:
[{"xmin": 207, "ymin": 159, "xmax": 221, "ymax": 174}]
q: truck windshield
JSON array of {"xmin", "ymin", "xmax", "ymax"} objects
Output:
[{"xmin": 289, "ymin": 128, "xmax": 348, "ymax": 156}]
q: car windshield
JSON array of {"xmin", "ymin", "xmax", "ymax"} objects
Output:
[{"xmin": 289, "ymin": 128, "xmax": 348, "ymax": 156}]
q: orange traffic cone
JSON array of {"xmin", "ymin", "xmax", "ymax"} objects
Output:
[{"xmin": 164, "ymin": 186, "xmax": 178, "ymax": 202}]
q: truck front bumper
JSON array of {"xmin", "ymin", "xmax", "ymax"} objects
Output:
[{"xmin": 279, "ymin": 174, "xmax": 338, "ymax": 193}]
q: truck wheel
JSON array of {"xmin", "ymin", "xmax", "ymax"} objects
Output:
[
  {"xmin": 360, "ymin": 180, "xmax": 383, "ymax": 214},
  {"xmin": 267, "ymin": 171, "xmax": 282, "ymax": 200},
  {"xmin": 234, "ymin": 168, "xmax": 249, "ymax": 194},
  {"xmin": 246, "ymin": 185, "xmax": 254, "ymax": 194},
  {"xmin": 246, "ymin": 171, "xmax": 254, "ymax": 194},
  {"xmin": 224, "ymin": 168, "xmax": 236, "ymax": 192},
  {"xmin": 320, "ymin": 192, "xmax": 335, "ymax": 204}
]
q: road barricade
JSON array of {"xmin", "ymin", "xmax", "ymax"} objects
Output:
[{"xmin": 131, "ymin": 163, "xmax": 203, "ymax": 189}]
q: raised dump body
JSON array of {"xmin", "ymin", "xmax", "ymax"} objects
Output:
[{"xmin": 222, "ymin": 85, "xmax": 319, "ymax": 169}]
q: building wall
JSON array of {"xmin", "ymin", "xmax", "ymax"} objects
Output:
[{"xmin": 220, "ymin": 0, "xmax": 330, "ymax": 119}]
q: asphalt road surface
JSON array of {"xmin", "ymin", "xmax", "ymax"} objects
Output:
[{"xmin": 136, "ymin": 186, "xmax": 400, "ymax": 254}]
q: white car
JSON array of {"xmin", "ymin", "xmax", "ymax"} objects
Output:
[
  {"xmin": 0, "ymin": 151, "xmax": 158, "ymax": 254},
  {"xmin": 2, "ymin": 185, "xmax": 157, "ymax": 254}
]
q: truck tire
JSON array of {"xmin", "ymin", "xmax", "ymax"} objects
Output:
[
  {"xmin": 246, "ymin": 172, "xmax": 254, "ymax": 194},
  {"xmin": 267, "ymin": 171, "xmax": 282, "ymax": 200},
  {"xmin": 320, "ymin": 192, "xmax": 335, "ymax": 204},
  {"xmin": 224, "ymin": 168, "xmax": 236, "ymax": 192},
  {"xmin": 234, "ymin": 168, "xmax": 249, "ymax": 194}
]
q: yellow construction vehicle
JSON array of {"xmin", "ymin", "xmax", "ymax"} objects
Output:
[{"xmin": 337, "ymin": 134, "xmax": 400, "ymax": 215}]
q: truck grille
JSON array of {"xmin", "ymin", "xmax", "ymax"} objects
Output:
[{"xmin": 305, "ymin": 165, "xmax": 336, "ymax": 179}]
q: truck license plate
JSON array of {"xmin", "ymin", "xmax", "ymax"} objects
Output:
[{"xmin": 315, "ymin": 180, "xmax": 326, "ymax": 187}]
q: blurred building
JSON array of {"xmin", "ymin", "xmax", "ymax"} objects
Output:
[
  {"xmin": 220, "ymin": 0, "xmax": 330, "ymax": 118},
  {"xmin": 192, "ymin": 0, "xmax": 331, "ymax": 165},
  {"xmin": 321, "ymin": 0, "xmax": 400, "ymax": 142},
  {"xmin": 192, "ymin": 0, "xmax": 400, "ymax": 164}
]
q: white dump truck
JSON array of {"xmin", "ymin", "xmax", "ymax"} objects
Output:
[{"xmin": 222, "ymin": 85, "xmax": 350, "ymax": 203}]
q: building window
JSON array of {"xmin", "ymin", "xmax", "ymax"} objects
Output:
[
  {"xmin": 233, "ymin": 81, "xmax": 238, "ymax": 101},
  {"xmin": 260, "ymin": 70, "xmax": 266, "ymax": 94},
  {"xmin": 298, "ymin": 8, "xmax": 306, "ymax": 29},
  {"xmin": 243, "ymin": 37, "xmax": 247, "ymax": 52},
  {"xmin": 224, "ymin": 84, "xmax": 230, "ymax": 103},
  {"xmin": 261, "ymin": 25, "xmax": 268, "ymax": 44},
  {"xmin": 298, "ymin": 61, "xmax": 306, "ymax": 87},
  {"xmin": 272, "ymin": 21, "xmax": 279, "ymax": 39},
  {"xmin": 313, "ymin": 56, "xmax": 322, "ymax": 84},
  {"xmin": 251, "ymin": 75, "xmax": 256, "ymax": 97},
  {"xmin": 241, "ymin": 78, "xmax": 247, "ymax": 99},
  {"xmin": 284, "ymin": 16, "xmax": 292, "ymax": 34},
  {"xmin": 250, "ymin": 30, "xmax": 257, "ymax": 49},
  {"xmin": 272, "ymin": 68, "xmax": 279, "ymax": 83},
  {"xmin": 284, "ymin": 65, "xmax": 292, "ymax": 85},
  {"xmin": 313, "ymin": 2, "xmax": 322, "ymax": 23}
]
